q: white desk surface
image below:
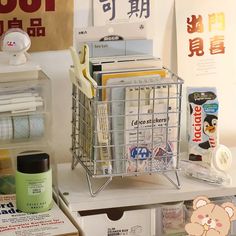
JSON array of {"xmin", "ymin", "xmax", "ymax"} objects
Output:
[{"xmin": 57, "ymin": 148, "xmax": 236, "ymax": 212}]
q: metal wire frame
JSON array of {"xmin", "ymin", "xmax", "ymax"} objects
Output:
[{"xmin": 71, "ymin": 69, "xmax": 183, "ymax": 196}]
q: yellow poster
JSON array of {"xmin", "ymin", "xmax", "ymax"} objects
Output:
[{"xmin": 0, "ymin": 0, "xmax": 73, "ymax": 51}]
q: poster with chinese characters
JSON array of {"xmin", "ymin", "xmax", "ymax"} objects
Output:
[
  {"xmin": 0, "ymin": 0, "xmax": 73, "ymax": 51},
  {"xmin": 175, "ymin": 0, "xmax": 236, "ymax": 86},
  {"xmin": 93, "ymin": 0, "xmax": 155, "ymax": 26},
  {"xmin": 175, "ymin": 0, "xmax": 236, "ymax": 147}
]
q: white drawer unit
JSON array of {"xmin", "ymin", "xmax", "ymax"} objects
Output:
[
  {"xmin": 56, "ymin": 147, "xmax": 236, "ymax": 236},
  {"xmin": 0, "ymin": 71, "xmax": 51, "ymax": 148},
  {"xmin": 0, "ymin": 70, "xmax": 52, "ymax": 195}
]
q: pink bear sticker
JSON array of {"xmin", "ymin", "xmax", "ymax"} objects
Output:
[{"xmin": 185, "ymin": 196, "xmax": 236, "ymax": 236}]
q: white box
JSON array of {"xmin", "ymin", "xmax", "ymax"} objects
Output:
[
  {"xmin": 79, "ymin": 209, "xmax": 155, "ymax": 236},
  {"xmin": 59, "ymin": 196, "xmax": 156, "ymax": 236}
]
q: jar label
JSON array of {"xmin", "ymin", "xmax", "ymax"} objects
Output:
[{"xmin": 28, "ymin": 182, "xmax": 45, "ymax": 195}]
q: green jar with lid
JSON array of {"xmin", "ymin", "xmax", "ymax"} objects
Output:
[{"xmin": 16, "ymin": 153, "xmax": 52, "ymax": 213}]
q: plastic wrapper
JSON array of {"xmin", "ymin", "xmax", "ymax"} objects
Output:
[{"xmin": 181, "ymin": 160, "xmax": 231, "ymax": 185}]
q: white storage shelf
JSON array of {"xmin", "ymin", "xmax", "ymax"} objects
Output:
[
  {"xmin": 0, "ymin": 71, "xmax": 51, "ymax": 149},
  {"xmin": 57, "ymin": 147, "xmax": 236, "ymax": 212}
]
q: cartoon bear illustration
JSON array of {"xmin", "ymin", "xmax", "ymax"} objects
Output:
[{"xmin": 185, "ymin": 196, "xmax": 236, "ymax": 236}]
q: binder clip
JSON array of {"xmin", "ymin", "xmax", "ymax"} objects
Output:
[{"xmin": 69, "ymin": 45, "xmax": 97, "ymax": 99}]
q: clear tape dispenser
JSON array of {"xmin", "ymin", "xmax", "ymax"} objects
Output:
[{"xmin": 181, "ymin": 145, "xmax": 232, "ymax": 185}]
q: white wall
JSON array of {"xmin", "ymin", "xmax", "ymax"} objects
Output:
[
  {"xmin": 30, "ymin": 50, "xmax": 72, "ymax": 163},
  {"xmin": 29, "ymin": 0, "xmax": 235, "ymax": 163}
]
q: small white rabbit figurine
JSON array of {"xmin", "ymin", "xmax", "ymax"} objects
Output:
[{"xmin": 1, "ymin": 28, "xmax": 31, "ymax": 66}]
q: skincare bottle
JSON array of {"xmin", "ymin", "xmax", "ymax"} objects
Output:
[{"xmin": 16, "ymin": 152, "xmax": 52, "ymax": 213}]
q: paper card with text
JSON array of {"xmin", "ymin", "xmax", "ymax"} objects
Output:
[
  {"xmin": 175, "ymin": 0, "xmax": 236, "ymax": 157},
  {"xmin": 175, "ymin": 0, "xmax": 236, "ymax": 86},
  {"xmin": 0, "ymin": 195, "xmax": 78, "ymax": 236},
  {"xmin": 93, "ymin": 0, "xmax": 155, "ymax": 26}
]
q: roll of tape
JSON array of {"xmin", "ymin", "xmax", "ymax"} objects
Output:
[
  {"xmin": 213, "ymin": 145, "xmax": 232, "ymax": 172},
  {"xmin": 13, "ymin": 116, "xmax": 30, "ymax": 139},
  {"xmin": 29, "ymin": 114, "xmax": 45, "ymax": 138},
  {"xmin": 0, "ymin": 117, "xmax": 13, "ymax": 140}
]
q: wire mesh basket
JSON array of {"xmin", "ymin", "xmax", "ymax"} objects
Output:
[{"xmin": 71, "ymin": 69, "xmax": 183, "ymax": 196}]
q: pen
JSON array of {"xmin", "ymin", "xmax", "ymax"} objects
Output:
[
  {"xmin": 0, "ymin": 92, "xmax": 39, "ymax": 100},
  {"xmin": 0, "ymin": 101, "xmax": 43, "ymax": 113},
  {"xmin": 0, "ymin": 96, "xmax": 43, "ymax": 105}
]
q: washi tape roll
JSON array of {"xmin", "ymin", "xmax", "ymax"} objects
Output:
[
  {"xmin": 0, "ymin": 117, "xmax": 13, "ymax": 140},
  {"xmin": 213, "ymin": 145, "xmax": 232, "ymax": 172},
  {"xmin": 29, "ymin": 114, "xmax": 45, "ymax": 138},
  {"xmin": 13, "ymin": 116, "xmax": 30, "ymax": 139}
]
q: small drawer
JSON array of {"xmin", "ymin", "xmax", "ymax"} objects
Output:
[
  {"xmin": 0, "ymin": 71, "xmax": 51, "ymax": 145},
  {"xmin": 156, "ymin": 202, "xmax": 186, "ymax": 236},
  {"xmin": 0, "ymin": 113, "xmax": 49, "ymax": 144},
  {"xmin": 60, "ymin": 201, "xmax": 156, "ymax": 236},
  {"xmin": 78, "ymin": 208, "xmax": 155, "ymax": 236},
  {"xmin": 0, "ymin": 149, "xmax": 15, "ymax": 195},
  {"xmin": 185, "ymin": 196, "xmax": 236, "ymax": 236},
  {"xmin": 0, "ymin": 71, "xmax": 51, "ymax": 115},
  {"xmin": 0, "ymin": 145, "xmax": 54, "ymax": 196}
]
